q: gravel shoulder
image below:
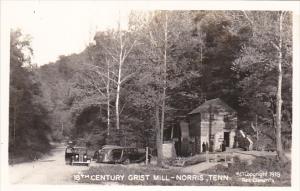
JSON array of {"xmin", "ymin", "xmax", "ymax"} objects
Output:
[{"xmin": 9, "ymin": 144, "xmax": 88, "ymax": 184}]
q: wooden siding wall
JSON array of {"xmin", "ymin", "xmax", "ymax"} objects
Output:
[
  {"xmin": 189, "ymin": 114, "xmax": 200, "ymax": 136},
  {"xmin": 189, "ymin": 111, "xmax": 237, "ymax": 153}
]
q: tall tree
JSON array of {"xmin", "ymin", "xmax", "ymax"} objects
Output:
[
  {"xmin": 232, "ymin": 11, "xmax": 292, "ymax": 161},
  {"xmin": 160, "ymin": 11, "xmax": 168, "ymax": 163},
  {"xmin": 275, "ymin": 11, "xmax": 288, "ymax": 161},
  {"xmin": 93, "ymin": 23, "xmax": 137, "ymax": 133},
  {"xmin": 9, "ymin": 29, "xmax": 51, "ymax": 162},
  {"xmin": 128, "ymin": 10, "xmax": 197, "ymax": 165}
]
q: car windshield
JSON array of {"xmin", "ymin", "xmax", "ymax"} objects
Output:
[
  {"xmin": 66, "ymin": 148, "xmax": 73, "ymax": 153},
  {"xmin": 99, "ymin": 149, "xmax": 110, "ymax": 154},
  {"xmin": 72, "ymin": 148, "xmax": 87, "ymax": 154},
  {"xmin": 126, "ymin": 148, "xmax": 137, "ymax": 153}
]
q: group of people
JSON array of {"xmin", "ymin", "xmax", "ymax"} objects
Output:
[{"xmin": 202, "ymin": 140, "xmax": 227, "ymax": 152}]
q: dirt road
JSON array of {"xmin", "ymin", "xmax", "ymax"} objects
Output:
[{"xmin": 9, "ymin": 144, "xmax": 89, "ymax": 184}]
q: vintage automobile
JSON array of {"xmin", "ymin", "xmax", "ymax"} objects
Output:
[
  {"xmin": 95, "ymin": 145, "xmax": 151, "ymax": 164},
  {"xmin": 93, "ymin": 145, "xmax": 114, "ymax": 160},
  {"xmin": 65, "ymin": 146, "xmax": 91, "ymax": 166},
  {"xmin": 65, "ymin": 146, "xmax": 75, "ymax": 164}
]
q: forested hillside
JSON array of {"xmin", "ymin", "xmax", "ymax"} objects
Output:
[
  {"xmin": 9, "ymin": 10, "xmax": 292, "ymax": 163},
  {"xmin": 9, "ymin": 30, "xmax": 51, "ymax": 163}
]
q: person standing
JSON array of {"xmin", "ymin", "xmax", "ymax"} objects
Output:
[
  {"xmin": 202, "ymin": 142, "xmax": 206, "ymax": 152},
  {"xmin": 222, "ymin": 140, "xmax": 226, "ymax": 151}
]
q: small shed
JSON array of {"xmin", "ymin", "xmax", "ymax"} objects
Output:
[{"xmin": 188, "ymin": 98, "xmax": 237, "ymax": 154}]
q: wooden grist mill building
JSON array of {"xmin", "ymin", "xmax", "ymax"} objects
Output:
[{"xmin": 188, "ymin": 98, "xmax": 237, "ymax": 154}]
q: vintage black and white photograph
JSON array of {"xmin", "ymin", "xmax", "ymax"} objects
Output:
[{"xmin": 1, "ymin": 0, "xmax": 299, "ymax": 190}]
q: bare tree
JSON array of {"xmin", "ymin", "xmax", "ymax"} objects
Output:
[
  {"xmin": 274, "ymin": 11, "xmax": 286, "ymax": 161},
  {"xmin": 160, "ymin": 12, "xmax": 168, "ymax": 157},
  {"xmin": 114, "ymin": 15, "xmax": 137, "ymax": 130},
  {"xmin": 77, "ymin": 47, "xmax": 116, "ymax": 136},
  {"xmin": 106, "ymin": 58, "xmax": 111, "ymax": 135}
]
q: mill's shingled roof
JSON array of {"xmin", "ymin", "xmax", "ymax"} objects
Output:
[{"xmin": 188, "ymin": 98, "xmax": 235, "ymax": 115}]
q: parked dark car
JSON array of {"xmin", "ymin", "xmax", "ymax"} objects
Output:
[
  {"xmin": 65, "ymin": 146, "xmax": 91, "ymax": 166},
  {"xmin": 93, "ymin": 145, "xmax": 117, "ymax": 161},
  {"xmin": 66, "ymin": 140, "xmax": 75, "ymax": 147},
  {"xmin": 65, "ymin": 146, "xmax": 75, "ymax": 164},
  {"xmin": 95, "ymin": 145, "xmax": 151, "ymax": 164}
]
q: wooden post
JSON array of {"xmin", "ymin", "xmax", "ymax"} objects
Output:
[
  {"xmin": 145, "ymin": 147, "xmax": 149, "ymax": 165},
  {"xmin": 208, "ymin": 105, "xmax": 212, "ymax": 151},
  {"xmin": 206, "ymin": 151, "xmax": 209, "ymax": 163},
  {"xmin": 255, "ymin": 115, "xmax": 258, "ymax": 150}
]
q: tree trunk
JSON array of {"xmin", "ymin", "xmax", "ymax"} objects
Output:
[
  {"xmin": 116, "ymin": 78, "xmax": 121, "ymax": 130},
  {"xmin": 198, "ymin": 25, "xmax": 203, "ymax": 65},
  {"xmin": 160, "ymin": 11, "xmax": 168, "ymax": 156},
  {"xmin": 12, "ymin": 97, "xmax": 19, "ymax": 159},
  {"xmin": 107, "ymin": 60, "xmax": 110, "ymax": 135},
  {"xmin": 255, "ymin": 115, "xmax": 259, "ymax": 150},
  {"xmin": 116, "ymin": 21, "xmax": 123, "ymax": 131},
  {"xmin": 13, "ymin": 103, "xmax": 17, "ymax": 147},
  {"xmin": 275, "ymin": 11, "xmax": 287, "ymax": 162},
  {"xmin": 208, "ymin": 104, "xmax": 212, "ymax": 151},
  {"xmin": 155, "ymin": 105, "xmax": 163, "ymax": 167},
  {"xmin": 61, "ymin": 119, "xmax": 64, "ymax": 136}
]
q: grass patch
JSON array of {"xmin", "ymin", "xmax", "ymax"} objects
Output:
[
  {"xmin": 169, "ymin": 154, "xmax": 207, "ymax": 167},
  {"xmin": 202, "ymin": 156, "xmax": 291, "ymax": 186}
]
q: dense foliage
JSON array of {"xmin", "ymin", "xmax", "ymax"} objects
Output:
[{"xmin": 9, "ymin": 30, "xmax": 51, "ymax": 163}]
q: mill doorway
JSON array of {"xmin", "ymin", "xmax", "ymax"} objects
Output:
[{"xmin": 224, "ymin": 132, "xmax": 230, "ymax": 147}]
